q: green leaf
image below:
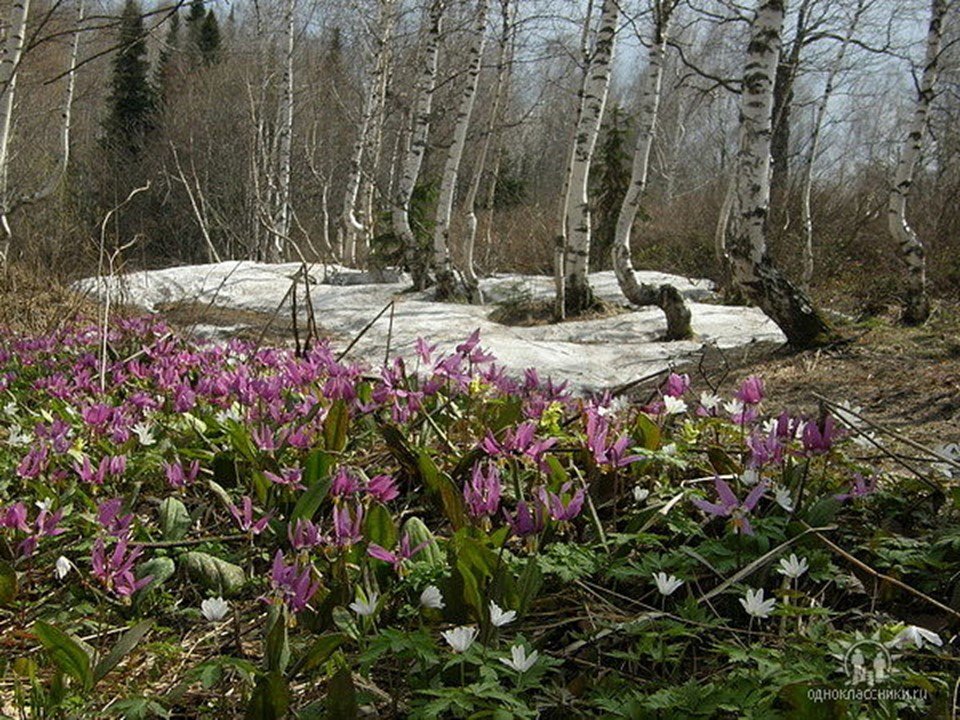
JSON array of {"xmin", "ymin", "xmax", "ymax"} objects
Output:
[
  {"xmin": 634, "ymin": 413, "xmax": 661, "ymax": 451},
  {"xmin": 182, "ymin": 552, "xmax": 245, "ymax": 595},
  {"xmin": 94, "ymin": 620, "xmax": 153, "ymax": 683},
  {"xmin": 245, "ymin": 671, "xmax": 290, "ymax": 720},
  {"xmin": 34, "ymin": 621, "xmax": 93, "ymax": 691},
  {"xmin": 516, "ymin": 557, "xmax": 543, "ymax": 616},
  {"xmin": 804, "ymin": 496, "xmax": 842, "ymax": 527},
  {"xmin": 324, "ymin": 400, "xmax": 350, "ymax": 452},
  {"xmin": 265, "ymin": 606, "xmax": 290, "ymax": 674},
  {"xmin": 291, "ymin": 450, "xmax": 334, "ymax": 522},
  {"xmin": 363, "ymin": 503, "xmax": 397, "ymax": 549},
  {"xmin": 158, "ymin": 497, "xmax": 191, "ymax": 541},
  {"xmin": 418, "ymin": 450, "xmax": 467, "ymax": 529},
  {"xmin": 137, "ymin": 557, "xmax": 176, "ymax": 591},
  {"xmin": 326, "ymin": 666, "xmax": 357, "ymax": 720},
  {"xmin": 288, "ymin": 633, "xmax": 346, "ymax": 679},
  {"xmin": 454, "ymin": 535, "xmax": 496, "ymax": 618},
  {"xmin": 0, "ymin": 560, "xmax": 17, "ymax": 605}
]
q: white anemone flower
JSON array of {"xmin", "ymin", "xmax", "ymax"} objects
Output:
[
  {"xmin": 632, "ymin": 487, "xmax": 650, "ymax": 503},
  {"xmin": 774, "ymin": 486, "xmax": 794, "ymax": 513},
  {"xmin": 891, "ymin": 625, "xmax": 943, "ymax": 650},
  {"xmin": 489, "ymin": 600, "xmax": 517, "ymax": 627},
  {"xmin": 777, "ymin": 554, "xmax": 809, "ymax": 580},
  {"xmin": 740, "ymin": 588, "xmax": 776, "ymax": 619},
  {"xmin": 662, "ymin": 396, "xmax": 688, "ymax": 415},
  {"xmin": 420, "ymin": 585, "xmax": 445, "ymax": 610},
  {"xmin": 652, "ymin": 572, "xmax": 683, "ymax": 596},
  {"xmin": 54, "ymin": 556, "xmax": 73, "ymax": 580},
  {"xmin": 499, "ymin": 644, "xmax": 539, "ymax": 673},
  {"xmin": 131, "ymin": 422, "xmax": 156, "ymax": 446},
  {"xmin": 201, "ymin": 597, "xmax": 230, "ymax": 622},
  {"xmin": 699, "ymin": 392, "xmax": 721, "ymax": 411},
  {"xmin": 441, "ymin": 625, "xmax": 479, "ymax": 653},
  {"xmin": 349, "ymin": 590, "xmax": 379, "ymax": 617}
]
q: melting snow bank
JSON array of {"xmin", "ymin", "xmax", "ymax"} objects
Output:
[{"xmin": 76, "ymin": 261, "xmax": 784, "ymax": 391}]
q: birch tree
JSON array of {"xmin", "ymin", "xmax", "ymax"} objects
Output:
[
  {"xmin": 393, "ymin": 0, "xmax": 444, "ymax": 289},
  {"xmin": 610, "ymin": 0, "xmax": 691, "ymax": 340},
  {"xmin": 561, "ymin": 0, "xmax": 619, "ymax": 316},
  {"xmin": 461, "ymin": 0, "xmax": 513, "ymax": 304},
  {"xmin": 726, "ymin": 0, "xmax": 832, "ymax": 348},
  {"xmin": 433, "ymin": 0, "xmax": 489, "ymax": 301},
  {"xmin": 339, "ymin": 0, "xmax": 396, "ymax": 267},
  {"xmin": 1, "ymin": 0, "xmax": 83, "ymax": 265},
  {"xmin": 887, "ymin": 0, "xmax": 947, "ymax": 325},
  {"xmin": 271, "ymin": 0, "xmax": 296, "ymax": 259},
  {"xmin": 800, "ymin": 0, "xmax": 866, "ymax": 289}
]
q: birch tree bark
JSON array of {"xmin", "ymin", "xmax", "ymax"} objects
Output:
[
  {"xmin": 433, "ymin": 0, "xmax": 489, "ymax": 301},
  {"xmin": 610, "ymin": 0, "xmax": 691, "ymax": 340},
  {"xmin": 461, "ymin": 0, "xmax": 513, "ymax": 304},
  {"xmin": 800, "ymin": 0, "xmax": 865, "ymax": 290},
  {"xmin": 393, "ymin": 0, "xmax": 444, "ymax": 290},
  {"xmin": 887, "ymin": 0, "xmax": 946, "ymax": 326},
  {"xmin": 726, "ymin": 0, "xmax": 832, "ymax": 348},
  {"xmin": 0, "ymin": 0, "xmax": 31, "ymax": 262},
  {"xmin": 340, "ymin": 0, "xmax": 395, "ymax": 268},
  {"xmin": 270, "ymin": 0, "xmax": 296, "ymax": 260},
  {"xmin": 562, "ymin": 0, "xmax": 619, "ymax": 316}
]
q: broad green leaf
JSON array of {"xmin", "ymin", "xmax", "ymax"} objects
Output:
[
  {"xmin": 291, "ymin": 450, "xmax": 334, "ymax": 522},
  {"xmin": 0, "ymin": 560, "xmax": 17, "ymax": 605},
  {"xmin": 288, "ymin": 633, "xmax": 346, "ymax": 679},
  {"xmin": 34, "ymin": 621, "xmax": 93, "ymax": 691},
  {"xmin": 182, "ymin": 552, "xmax": 245, "ymax": 595},
  {"xmin": 324, "ymin": 400, "xmax": 350, "ymax": 452},
  {"xmin": 515, "ymin": 557, "xmax": 543, "ymax": 616},
  {"xmin": 245, "ymin": 671, "xmax": 290, "ymax": 720},
  {"xmin": 418, "ymin": 450, "xmax": 466, "ymax": 529},
  {"xmin": 158, "ymin": 497, "xmax": 191, "ymax": 541},
  {"xmin": 326, "ymin": 666, "xmax": 358, "ymax": 720},
  {"xmin": 94, "ymin": 620, "xmax": 153, "ymax": 683},
  {"xmin": 265, "ymin": 606, "xmax": 290, "ymax": 674},
  {"xmin": 137, "ymin": 557, "xmax": 176, "ymax": 591},
  {"xmin": 634, "ymin": 413, "xmax": 661, "ymax": 451},
  {"xmin": 454, "ymin": 535, "xmax": 496, "ymax": 618},
  {"xmin": 363, "ymin": 502, "xmax": 397, "ymax": 549}
]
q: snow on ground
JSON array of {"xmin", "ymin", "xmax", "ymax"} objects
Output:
[{"xmin": 76, "ymin": 261, "xmax": 785, "ymax": 391}]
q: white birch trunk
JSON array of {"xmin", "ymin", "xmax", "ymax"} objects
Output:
[
  {"xmin": 800, "ymin": 0, "xmax": 864, "ymax": 290},
  {"xmin": 433, "ymin": 0, "xmax": 489, "ymax": 300},
  {"xmin": 726, "ymin": 0, "xmax": 831, "ymax": 348},
  {"xmin": 0, "ymin": 0, "xmax": 31, "ymax": 260},
  {"xmin": 393, "ymin": 0, "xmax": 444, "ymax": 289},
  {"xmin": 610, "ymin": 2, "xmax": 691, "ymax": 340},
  {"xmin": 268, "ymin": 0, "xmax": 296, "ymax": 262},
  {"xmin": 887, "ymin": 0, "xmax": 945, "ymax": 325},
  {"xmin": 461, "ymin": 0, "xmax": 513, "ymax": 304},
  {"xmin": 562, "ymin": 0, "xmax": 619, "ymax": 316},
  {"xmin": 340, "ymin": 0, "xmax": 395, "ymax": 268}
]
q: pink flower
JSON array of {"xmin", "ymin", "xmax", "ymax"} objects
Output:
[
  {"xmin": 228, "ymin": 496, "xmax": 272, "ymax": 535},
  {"xmin": 692, "ymin": 477, "xmax": 766, "ymax": 535},
  {"xmin": 802, "ymin": 416, "xmax": 836, "ymax": 455},
  {"xmin": 289, "ymin": 519, "xmax": 325, "ymax": 550},
  {"xmin": 1, "ymin": 503, "xmax": 30, "ymax": 532},
  {"xmin": 91, "ymin": 537, "xmax": 152, "ymax": 598},
  {"xmin": 663, "ymin": 373, "xmax": 690, "ymax": 398},
  {"xmin": 464, "ymin": 463, "xmax": 502, "ymax": 519},
  {"xmin": 367, "ymin": 534, "xmax": 427, "ymax": 570},
  {"xmin": 366, "ymin": 474, "xmax": 399, "ymax": 503},
  {"xmin": 264, "ymin": 467, "xmax": 305, "ymax": 490},
  {"xmin": 331, "ymin": 467, "xmax": 361, "ymax": 499},
  {"xmin": 504, "ymin": 500, "xmax": 547, "ymax": 537},
  {"xmin": 97, "ymin": 498, "xmax": 134, "ymax": 538},
  {"xmin": 835, "ymin": 474, "xmax": 878, "ymax": 502},
  {"xmin": 537, "ymin": 482, "xmax": 585, "ymax": 522},
  {"xmin": 736, "ymin": 376, "xmax": 765, "ymax": 405},
  {"xmin": 163, "ymin": 459, "xmax": 201, "ymax": 488},
  {"xmin": 332, "ymin": 503, "xmax": 364, "ymax": 547},
  {"xmin": 267, "ymin": 551, "xmax": 320, "ymax": 613}
]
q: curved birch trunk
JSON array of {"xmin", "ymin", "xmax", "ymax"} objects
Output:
[
  {"xmin": 433, "ymin": 0, "xmax": 489, "ymax": 301},
  {"xmin": 610, "ymin": 2, "xmax": 691, "ymax": 341},
  {"xmin": 340, "ymin": 0, "xmax": 395, "ymax": 267},
  {"xmin": 461, "ymin": 0, "xmax": 513, "ymax": 305},
  {"xmin": 726, "ymin": 0, "xmax": 831, "ymax": 348},
  {"xmin": 800, "ymin": 0, "xmax": 864, "ymax": 290},
  {"xmin": 887, "ymin": 0, "xmax": 945, "ymax": 326},
  {"xmin": 562, "ymin": 0, "xmax": 618, "ymax": 316},
  {"xmin": 394, "ymin": 0, "xmax": 444, "ymax": 289},
  {"xmin": 0, "ymin": 0, "xmax": 31, "ymax": 262}
]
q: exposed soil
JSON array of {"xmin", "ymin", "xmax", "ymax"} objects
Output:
[{"xmin": 488, "ymin": 296, "xmax": 630, "ymax": 327}]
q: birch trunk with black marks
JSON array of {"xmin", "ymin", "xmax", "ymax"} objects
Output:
[
  {"xmin": 394, "ymin": 0, "xmax": 444, "ymax": 290},
  {"xmin": 0, "ymin": 0, "xmax": 31, "ymax": 263},
  {"xmin": 726, "ymin": 0, "xmax": 831, "ymax": 348},
  {"xmin": 462, "ymin": 0, "xmax": 513, "ymax": 305},
  {"xmin": 800, "ymin": 0, "xmax": 864, "ymax": 290},
  {"xmin": 433, "ymin": 0, "xmax": 489, "ymax": 301},
  {"xmin": 269, "ymin": 0, "xmax": 296, "ymax": 261},
  {"xmin": 340, "ymin": 0, "xmax": 395, "ymax": 267},
  {"xmin": 611, "ymin": 1, "xmax": 691, "ymax": 341},
  {"xmin": 562, "ymin": 0, "xmax": 618, "ymax": 316},
  {"xmin": 888, "ymin": 0, "xmax": 945, "ymax": 326}
]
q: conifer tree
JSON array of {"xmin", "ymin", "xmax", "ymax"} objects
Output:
[
  {"xmin": 155, "ymin": 11, "xmax": 181, "ymax": 104},
  {"xmin": 591, "ymin": 106, "xmax": 630, "ymax": 271},
  {"xmin": 197, "ymin": 9, "xmax": 221, "ymax": 66},
  {"xmin": 104, "ymin": 0, "xmax": 156, "ymax": 154}
]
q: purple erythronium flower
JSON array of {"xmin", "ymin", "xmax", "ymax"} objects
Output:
[
  {"xmin": 663, "ymin": 372, "xmax": 690, "ymax": 398},
  {"xmin": 747, "ymin": 429, "xmax": 784, "ymax": 469},
  {"xmin": 332, "ymin": 503, "xmax": 364, "ymax": 547},
  {"xmin": 163, "ymin": 459, "xmax": 200, "ymax": 488},
  {"xmin": 480, "ymin": 422, "xmax": 556, "ymax": 466},
  {"xmin": 251, "ymin": 425, "xmax": 281, "ymax": 452},
  {"xmin": 17, "ymin": 444, "xmax": 49, "ymax": 479},
  {"xmin": 835, "ymin": 474, "xmax": 878, "ymax": 502},
  {"xmin": 91, "ymin": 537, "xmax": 152, "ymax": 598},
  {"xmin": 584, "ymin": 409, "xmax": 642, "ymax": 468},
  {"xmin": 367, "ymin": 534, "xmax": 427, "ymax": 571},
  {"xmin": 228, "ymin": 496, "xmax": 272, "ymax": 536},
  {"xmin": 288, "ymin": 519, "xmax": 325, "ymax": 550},
  {"xmin": 331, "ymin": 467, "xmax": 362, "ymax": 499},
  {"xmin": 97, "ymin": 498, "xmax": 135, "ymax": 538},
  {"xmin": 504, "ymin": 500, "xmax": 548, "ymax": 537},
  {"xmin": 366, "ymin": 474, "xmax": 399, "ymax": 503},
  {"xmin": 802, "ymin": 415, "xmax": 836, "ymax": 455},
  {"xmin": 1, "ymin": 503, "xmax": 30, "ymax": 532},
  {"xmin": 264, "ymin": 467, "xmax": 305, "ymax": 491},
  {"xmin": 537, "ymin": 482, "xmax": 585, "ymax": 522},
  {"xmin": 736, "ymin": 376, "xmax": 765, "ymax": 405},
  {"xmin": 774, "ymin": 411, "xmax": 803, "ymax": 440},
  {"xmin": 692, "ymin": 477, "xmax": 767, "ymax": 535},
  {"xmin": 414, "ymin": 337, "xmax": 439, "ymax": 365},
  {"xmin": 267, "ymin": 551, "xmax": 320, "ymax": 613},
  {"xmin": 464, "ymin": 462, "xmax": 502, "ymax": 519}
]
